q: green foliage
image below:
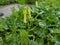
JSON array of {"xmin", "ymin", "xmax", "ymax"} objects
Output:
[
  {"xmin": 0, "ymin": 0, "xmax": 60, "ymax": 45},
  {"xmin": 20, "ymin": 30, "xmax": 29, "ymax": 45},
  {"xmin": 0, "ymin": 0, "xmax": 38, "ymax": 5},
  {"xmin": 16, "ymin": 0, "xmax": 26, "ymax": 4},
  {"xmin": 0, "ymin": 0, "xmax": 15, "ymax": 5},
  {"xmin": 0, "ymin": 0, "xmax": 60, "ymax": 5}
]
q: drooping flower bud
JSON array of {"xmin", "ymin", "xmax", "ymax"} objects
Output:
[
  {"xmin": 23, "ymin": 7, "xmax": 27, "ymax": 23},
  {"xmin": 28, "ymin": 7, "xmax": 31, "ymax": 18}
]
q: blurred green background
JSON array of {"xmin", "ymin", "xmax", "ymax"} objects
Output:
[
  {"xmin": 0, "ymin": 0, "xmax": 60, "ymax": 7},
  {"xmin": 0, "ymin": 0, "xmax": 38, "ymax": 5}
]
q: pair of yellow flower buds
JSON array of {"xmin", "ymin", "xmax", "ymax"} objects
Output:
[
  {"xmin": 23, "ymin": 7, "xmax": 31, "ymax": 23},
  {"xmin": 23, "ymin": 1, "xmax": 38, "ymax": 23}
]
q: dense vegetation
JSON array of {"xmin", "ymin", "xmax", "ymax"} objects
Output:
[
  {"xmin": 0, "ymin": 0, "xmax": 60, "ymax": 5},
  {"xmin": 0, "ymin": 0, "xmax": 60, "ymax": 45},
  {"xmin": 0, "ymin": 0, "xmax": 15, "ymax": 5},
  {"xmin": 0, "ymin": 0, "xmax": 37, "ymax": 5}
]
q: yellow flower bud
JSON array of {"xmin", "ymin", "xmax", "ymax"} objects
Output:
[
  {"xmin": 23, "ymin": 8, "xmax": 27, "ymax": 23},
  {"xmin": 28, "ymin": 7, "xmax": 31, "ymax": 17},
  {"xmin": 36, "ymin": 1, "xmax": 38, "ymax": 6}
]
